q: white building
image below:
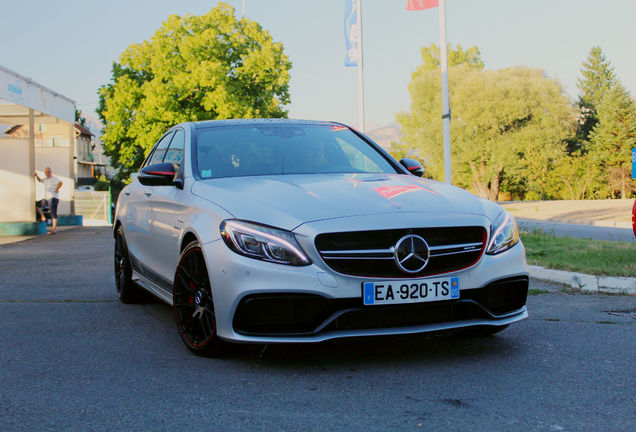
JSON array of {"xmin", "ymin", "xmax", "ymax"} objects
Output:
[{"xmin": 0, "ymin": 65, "xmax": 76, "ymax": 227}]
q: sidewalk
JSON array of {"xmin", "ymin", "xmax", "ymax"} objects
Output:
[
  {"xmin": 502, "ymin": 199, "xmax": 635, "ymax": 295},
  {"xmin": 501, "ymin": 199, "xmax": 633, "ymax": 229},
  {"xmin": 0, "ymin": 226, "xmax": 79, "ymax": 246}
]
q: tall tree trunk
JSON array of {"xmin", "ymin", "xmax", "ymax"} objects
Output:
[
  {"xmin": 579, "ymin": 173, "xmax": 591, "ymax": 200},
  {"xmin": 489, "ymin": 167, "xmax": 504, "ymax": 201},
  {"xmin": 468, "ymin": 160, "xmax": 490, "ymax": 198},
  {"xmin": 621, "ymin": 170, "xmax": 626, "ymax": 199},
  {"xmin": 559, "ymin": 176, "xmax": 575, "ymax": 200}
]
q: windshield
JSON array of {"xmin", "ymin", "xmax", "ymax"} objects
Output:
[{"xmin": 196, "ymin": 124, "xmax": 398, "ymax": 179}]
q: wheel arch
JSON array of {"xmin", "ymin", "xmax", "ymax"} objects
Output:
[
  {"xmin": 181, "ymin": 231, "xmax": 200, "ymax": 252},
  {"xmin": 113, "ymin": 219, "xmax": 122, "ymax": 238},
  {"xmin": 178, "ymin": 209, "xmax": 227, "ymax": 254}
]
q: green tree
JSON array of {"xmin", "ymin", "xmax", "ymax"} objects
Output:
[
  {"xmin": 395, "ymin": 44, "xmax": 484, "ymax": 184},
  {"xmin": 578, "ymin": 46, "xmax": 616, "ymax": 110},
  {"xmin": 416, "ymin": 43, "xmax": 484, "ymax": 72},
  {"xmin": 576, "ymin": 46, "xmax": 616, "ymax": 141},
  {"xmin": 397, "ymin": 46, "xmax": 577, "ymax": 200},
  {"xmin": 589, "ymin": 83, "xmax": 636, "ymax": 198},
  {"xmin": 97, "ymin": 3, "xmax": 292, "ymax": 179},
  {"xmin": 548, "ymin": 151, "xmax": 605, "ymax": 199},
  {"xmin": 74, "ymin": 108, "xmax": 86, "ymax": 127}
]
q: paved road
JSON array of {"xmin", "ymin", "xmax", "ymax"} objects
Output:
[
  {"xmin": 518, "ymin": 218, "xmax": 635, "ymax": 242},
  {"xmin": 1, "ymin": 228, "xmax": 634, "ymax": 431}
]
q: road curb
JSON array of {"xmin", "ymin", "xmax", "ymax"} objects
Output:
[{"xmin": 529, "ymin": 265, "xmax": 636, "ymax": 295}]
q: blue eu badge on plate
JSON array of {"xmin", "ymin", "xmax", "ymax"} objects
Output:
[
  {"xmin": 363, "ymin": 282, "xmax": 375, "ymax": 305},
  {"xmin": 450, "ymin": 277, "xmax": 459, "ymax": 298}
]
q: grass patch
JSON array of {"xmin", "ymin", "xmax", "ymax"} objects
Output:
[
  {"xmin": 528, "ymin": 288, "xmax": 549, "ymax": 295},
  {"xmin": 520, "ymin": 231, "xmax": 636, "ymax": 277}
]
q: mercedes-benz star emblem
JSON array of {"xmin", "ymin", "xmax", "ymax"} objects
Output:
[
  {"xmin": 394, "ymin": 234, "xmax": 430, "ymax": 274},
  {"xmin": 194, "ymin": 291, "xmax": 203, "ymax": 305}
]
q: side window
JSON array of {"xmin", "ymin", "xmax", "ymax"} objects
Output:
[
  {"xmin": 163, "ymin": 129, "xmax": 185, "ymax": 168},
  {"xmin": 147, "ymin": 132, "xmax": 174, "ymax": 166}
]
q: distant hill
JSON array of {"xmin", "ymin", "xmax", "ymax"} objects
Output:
[{"xmin": 365, "ymin": 124, "xmax": 401, "ymax": 151}]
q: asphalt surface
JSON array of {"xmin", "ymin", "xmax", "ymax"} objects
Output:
[{"xmin": 1, "ymin": 227, "xmax": 635, "ymax": 431}]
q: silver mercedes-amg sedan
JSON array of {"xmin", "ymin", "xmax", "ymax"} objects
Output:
[{"xmin": 114, "ymin": 119, "xmax": 528, "ymax": 356}]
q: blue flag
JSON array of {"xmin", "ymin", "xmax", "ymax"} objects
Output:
[{"xmin": 344, "ymin": 0, "xmax": 359, "ymax": 67}]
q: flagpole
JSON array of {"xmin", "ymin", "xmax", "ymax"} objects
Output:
[
  {"xmin": 356, "ymin": 0, "xmax": 365, "ymax": 132},
  {"xmin": 439, "ymin": 0, "xmax": 451, "ymax": 184},
  {"xmin": 243, "ymin": 0, "xmax": 246, "ymax": 17}
]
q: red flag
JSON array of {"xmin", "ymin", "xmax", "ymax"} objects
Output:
[{"xmin": 406, "ymin": 0, "xmax": 439, "ymax": 10}]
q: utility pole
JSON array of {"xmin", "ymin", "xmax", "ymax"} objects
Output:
[
  {"xmin": 356, "ymin": 0, "xmax": 365, "ymax": 132},
  {"xmin": 439, "ymin": 0, "xmax": 452, "ymax": 184}
]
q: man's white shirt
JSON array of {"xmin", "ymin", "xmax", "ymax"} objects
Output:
[{"xmin": 42, "ymin": 176, "xmax": 61, "ymax": 200}]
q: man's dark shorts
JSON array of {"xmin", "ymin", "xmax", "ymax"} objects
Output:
[{"xmin": 50, "ymin": 198, "xmax": 59, "ymax": 219}]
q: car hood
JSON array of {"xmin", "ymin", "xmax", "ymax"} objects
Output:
[{"xmin": 191, "ymin": 173, "xmax": 497, "ymax": 231}]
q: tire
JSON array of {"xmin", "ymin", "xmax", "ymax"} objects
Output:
[
  {"xmin": 456, "ymin": 324, "xmax": 509, "ymax": 337},
  {"xmin": 173, "ymin": 241, "xmax": 226, "ymax": 357},
  {"xmin": 114, "ymin": 226, "xmax": 145, "ymax": 304}
]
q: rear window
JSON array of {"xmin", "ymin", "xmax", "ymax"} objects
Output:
[{"xmin": 196, "ymin": 124, "xmax": 397, "ymax": 179}]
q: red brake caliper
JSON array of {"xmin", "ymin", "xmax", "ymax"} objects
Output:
[{"xmin": 188, "ymin": 281, "xmax": 196, "ymax": 303}]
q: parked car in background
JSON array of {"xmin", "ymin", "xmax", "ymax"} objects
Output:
[
  {"xmin": 632, "ymin": 199, "xmax": 636, "ymax": 238},
  {"xmin": 114, "ymin": 119, "xmax": 528, "ymax": 356}
]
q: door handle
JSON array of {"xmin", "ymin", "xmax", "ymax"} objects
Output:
[
  {"xmin": 123, "ymin": 191, "xmax": 131, "ymax": 196},
  {"xmin": 144, "ymin": 191, "xmax": 152, "ymax": 197}
]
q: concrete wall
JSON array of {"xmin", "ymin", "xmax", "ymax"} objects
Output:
[
  {"xmin": 0, "ymin": 138, "xmax": 32, "ymax": 222},
  {"xmin": 0, "ymin": 139, "xmax": 73, "ymax": 222}
]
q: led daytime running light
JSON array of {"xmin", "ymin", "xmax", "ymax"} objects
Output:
[
  {"xmin": 487, "ymin": 211, "xmax": 519, "ymax": 255},
  {"xmin": 221, "ymin": 220, "xmax": 310, "ymax": 265}
]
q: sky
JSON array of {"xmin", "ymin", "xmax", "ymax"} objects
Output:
[{"xmin": 2, "ymin": 0, "xmax": 635, "ymax": 132}]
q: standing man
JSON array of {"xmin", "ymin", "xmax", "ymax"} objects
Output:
[{"xmin": 34, "ymin": 167, "xmax": 62, "ymax": 234}]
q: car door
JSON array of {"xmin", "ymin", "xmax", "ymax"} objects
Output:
[
  {"xmin": 145, "ymin": 128, "xmax": 191, "ymax": 285},
  {"xmin": 125, "ymin": 131, "xmax": 174, "ymax": 278}
]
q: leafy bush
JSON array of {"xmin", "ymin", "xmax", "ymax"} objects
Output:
[{"xmin": 94, "ymin": 175, "xmax": 111, "ymax": 192}]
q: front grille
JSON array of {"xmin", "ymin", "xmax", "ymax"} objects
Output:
[
  {"xmin": 232, "ymin": 277, "xmax": 528, "ymax": 336},
  {"xmin": 233, "ymin": 294, "xmax": 356, "ymax": 335},
  {"xmin": 324, "ymin": 301, "xmax": 487, "ymax": 332},
  {"xmin": 315, "ymin": 226, "xmax": 487, "ymax": 278},
  {"xmin": 462, "ymin": 276, "xmax": 528, "ymax": 314}
]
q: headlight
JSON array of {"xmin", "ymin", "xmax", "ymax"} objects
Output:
[
  {"xmin": 486, "ymin": 210, "xmax": 520, "ymax": 255},
  {"xmin": 220, "ymin": 220, "xmax": 311, "ymax": 266}
]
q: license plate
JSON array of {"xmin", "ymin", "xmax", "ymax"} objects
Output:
[{"xmin": 362, "ymin": 277, "xmax": 460, "ymax": 306}]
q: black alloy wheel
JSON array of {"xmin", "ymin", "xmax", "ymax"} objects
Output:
[
  {"xmin": 173, "ymin": 241, "xmax": 225, "ymax": 356},
  {"xmin": 114, "ymin": 227, "xmax": 144, "ymax": 303}
]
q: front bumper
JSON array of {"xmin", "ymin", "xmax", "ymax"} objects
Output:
[{"xmin": 202, "ymin": 237, "xmax": 529, "ymax": 344}]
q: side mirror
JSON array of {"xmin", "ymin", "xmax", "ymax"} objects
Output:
[
  {"xmin": 138, "ymin": 162, "xmax": 179, "ymax": 187},
  {"xmin": 399, "ymin": 158, "xmax": 424, "ymax": 177}
]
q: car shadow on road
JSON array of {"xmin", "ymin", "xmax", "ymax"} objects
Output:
[
  {"xmin": 227, "ymin": 331, "xmax": 523, "ymax": 370},
  {"xmin": 135, "ymin": 296, "xmax": 524, "ymax": 369}
]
